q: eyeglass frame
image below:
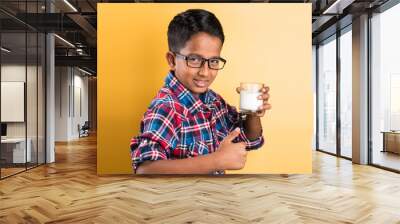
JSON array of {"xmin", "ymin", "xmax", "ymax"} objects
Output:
[{"xmin": 173, "ymin": 52, "xmax": 227, "ymax": 70}]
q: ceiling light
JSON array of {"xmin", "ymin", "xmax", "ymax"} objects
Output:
[
  {"xmin": 77, "ymin": 67, "xmax": 93, "ymax": 76},
  {"xmin": 1, "ymin": 47, "xmax": 11, "ymax": 53},
  {"xmin": 63, "ymin": 0, "xmax": 78, "ymax": 12},
  {"xmin": 54, "ymin": 34, "xmax": 75, "ymax": 48},
  {"xmin": 322, "ymin": 0, "xmax": 354, "ymax": 15}
]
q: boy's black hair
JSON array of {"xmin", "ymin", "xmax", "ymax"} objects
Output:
[{"xmin": 167, "ymin": 9, "xmax": 225, "ymax": 53}]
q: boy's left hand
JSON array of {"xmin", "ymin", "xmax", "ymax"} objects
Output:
[
  {"xmin": 255, "ymin": 85, "xmax": 271, "ymax": 117},
  {"xmin": 236, "ymin": 85, "xmax": 271, "ymax": 117}
]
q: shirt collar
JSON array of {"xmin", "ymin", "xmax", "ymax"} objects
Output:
[{"xmin": 165, "ymin": 71, "xmax": 217, "ymax": 114}]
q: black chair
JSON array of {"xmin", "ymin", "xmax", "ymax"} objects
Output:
[{"xmin": 79, "ymin": 121, "xmax": 90, "ymax": 138}]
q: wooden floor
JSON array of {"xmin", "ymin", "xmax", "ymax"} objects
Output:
[
  {"xmin": 373, "ymin": 150, "xmax": 400, "ymax": 171},
  {"xmin": 1, "ymin": 163, "xmax": 46, "ymax": 178},
  {"xmin": 0, "ymin": 167, "xmax": 26, "ymax": 178},
  {"xmin": 1, "ymin": 135, "xmax": 400, "ymax": 223}
]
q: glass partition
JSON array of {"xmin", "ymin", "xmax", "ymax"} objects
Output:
[
  {"xmin": 371, "ymin": 3, "xmax": 400, "ymax": 171},
  {"xmin": 317, "ymin": 35, "xmax": 337, "ymax": 155},
  {"xmin": 0, "ymin": 1, "xmax": 46, "ymax": 179},
  {"xmin": 339, "ymin": 27, "xmax": 352, "ymax": 158}
]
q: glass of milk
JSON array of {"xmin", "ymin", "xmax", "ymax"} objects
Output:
[{"xmin": 239, "ymin": 82, "xmax": 263, "ymax": 114}]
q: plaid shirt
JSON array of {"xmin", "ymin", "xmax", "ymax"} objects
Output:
[{"xmin": 130, "ymin": 71, "xmax": 264, "ymax": 173}]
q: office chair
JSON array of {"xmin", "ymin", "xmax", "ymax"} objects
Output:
[{"xmin": 79, "ymin": 121, "xmax": 90, "ymax": 138}]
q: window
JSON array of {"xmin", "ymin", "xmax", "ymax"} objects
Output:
[
  {"xmin": 371, "ymin": 2, "xmax": 400, "ymax": 171},
  {"xmin": 317, "ymin": 36, "xmax": 337, "ymax": 154},
  {"xmin": 339, "ymin": 27, "xmax": 352, "ymax": 158}
]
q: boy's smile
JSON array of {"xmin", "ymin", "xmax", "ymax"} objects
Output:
[{"xmin": 166, "ymin": 32, "xmax": 223, "ymax": 98}]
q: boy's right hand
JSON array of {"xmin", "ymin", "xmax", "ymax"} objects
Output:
[{"xmin": 214, "ymin": 127, "xmax": 248, "ymax": 170}]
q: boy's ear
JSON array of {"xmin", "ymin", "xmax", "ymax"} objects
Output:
[{"xmin": 166, "ymin": 52, "xmax": 176, "ymax": 71}]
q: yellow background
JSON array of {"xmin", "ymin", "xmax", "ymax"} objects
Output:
[{"xmin": 97, "ymin": 3, "xmax": 312, "ymax": 174}]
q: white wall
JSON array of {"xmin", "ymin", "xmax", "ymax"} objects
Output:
[
  {"xmin": 55, "ymin": 67, "xmax": 70, "ymax": 141},
  {"xmin": 1, "ymin": 65, "xmax": 26, "ymax": 131},
  {"xmin": 1, "ymin": 65, "xmax": 38, "ymax": 137},
  {"xmin": 55, "ymin": 67, "xmax": 89, "ymax": 141},
  {"xmin": 1, "ymin": 63, "xmax": 46, "ymax": 164},
  {"xmin": 72, "ymin": 72, "xmax": 89, "ymax": 138}
]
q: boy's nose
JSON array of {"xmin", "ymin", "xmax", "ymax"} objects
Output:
[{"xmin": 198, "ymin": 61, "xmax": 211, "ymax": 76}]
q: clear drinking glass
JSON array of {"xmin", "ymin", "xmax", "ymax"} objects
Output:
[{"xmin": 239, "ymin": 82, "xmax": 263, "ymax": 114}]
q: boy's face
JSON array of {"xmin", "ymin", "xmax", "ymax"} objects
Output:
[{"xmin": 166, "ymin": 32, "xmax": 223, "ymax": 97}]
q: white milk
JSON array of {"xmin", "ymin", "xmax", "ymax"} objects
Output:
[{"xmin": 240, "ymin": 90, "xmax": 263, "ymax": 112}]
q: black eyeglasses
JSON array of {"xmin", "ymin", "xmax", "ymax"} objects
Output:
[{"xmin": 173, "ymin": 52, "xmax": 226, "ymax": 70}]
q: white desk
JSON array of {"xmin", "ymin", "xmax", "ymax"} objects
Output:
[{"xmin": 1, "ymin": 138, "xmax": 31, "ymax": 163}]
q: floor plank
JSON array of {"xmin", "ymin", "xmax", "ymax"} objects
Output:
[{"xmin": 1, "ymin": 134, "xmax": 400, "ymax": 223}]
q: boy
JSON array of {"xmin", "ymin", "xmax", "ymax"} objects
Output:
[{"xmin": 130, "ymin": 9, "xmax": 271, "ymax": 174}]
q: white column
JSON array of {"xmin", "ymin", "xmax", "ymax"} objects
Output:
[
  {"xmin": 46, "ymin": 32, "xmax": 55, "ymax": 163},
  {"xmin": 352, "ymin": 14, "xmax": 369, "ymax": 164},
  {"xmin": 45, "ymin": 0, "xmax": 55, "ymax": 163}
]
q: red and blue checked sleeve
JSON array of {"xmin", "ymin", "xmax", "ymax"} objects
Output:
[
  {"xmin": 226, "ymin": 103, "xmax": 264, "ymax": 150},
  {"xmin": 130, "ymin": 103, "xmax": 180, "ymax": 172}
]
